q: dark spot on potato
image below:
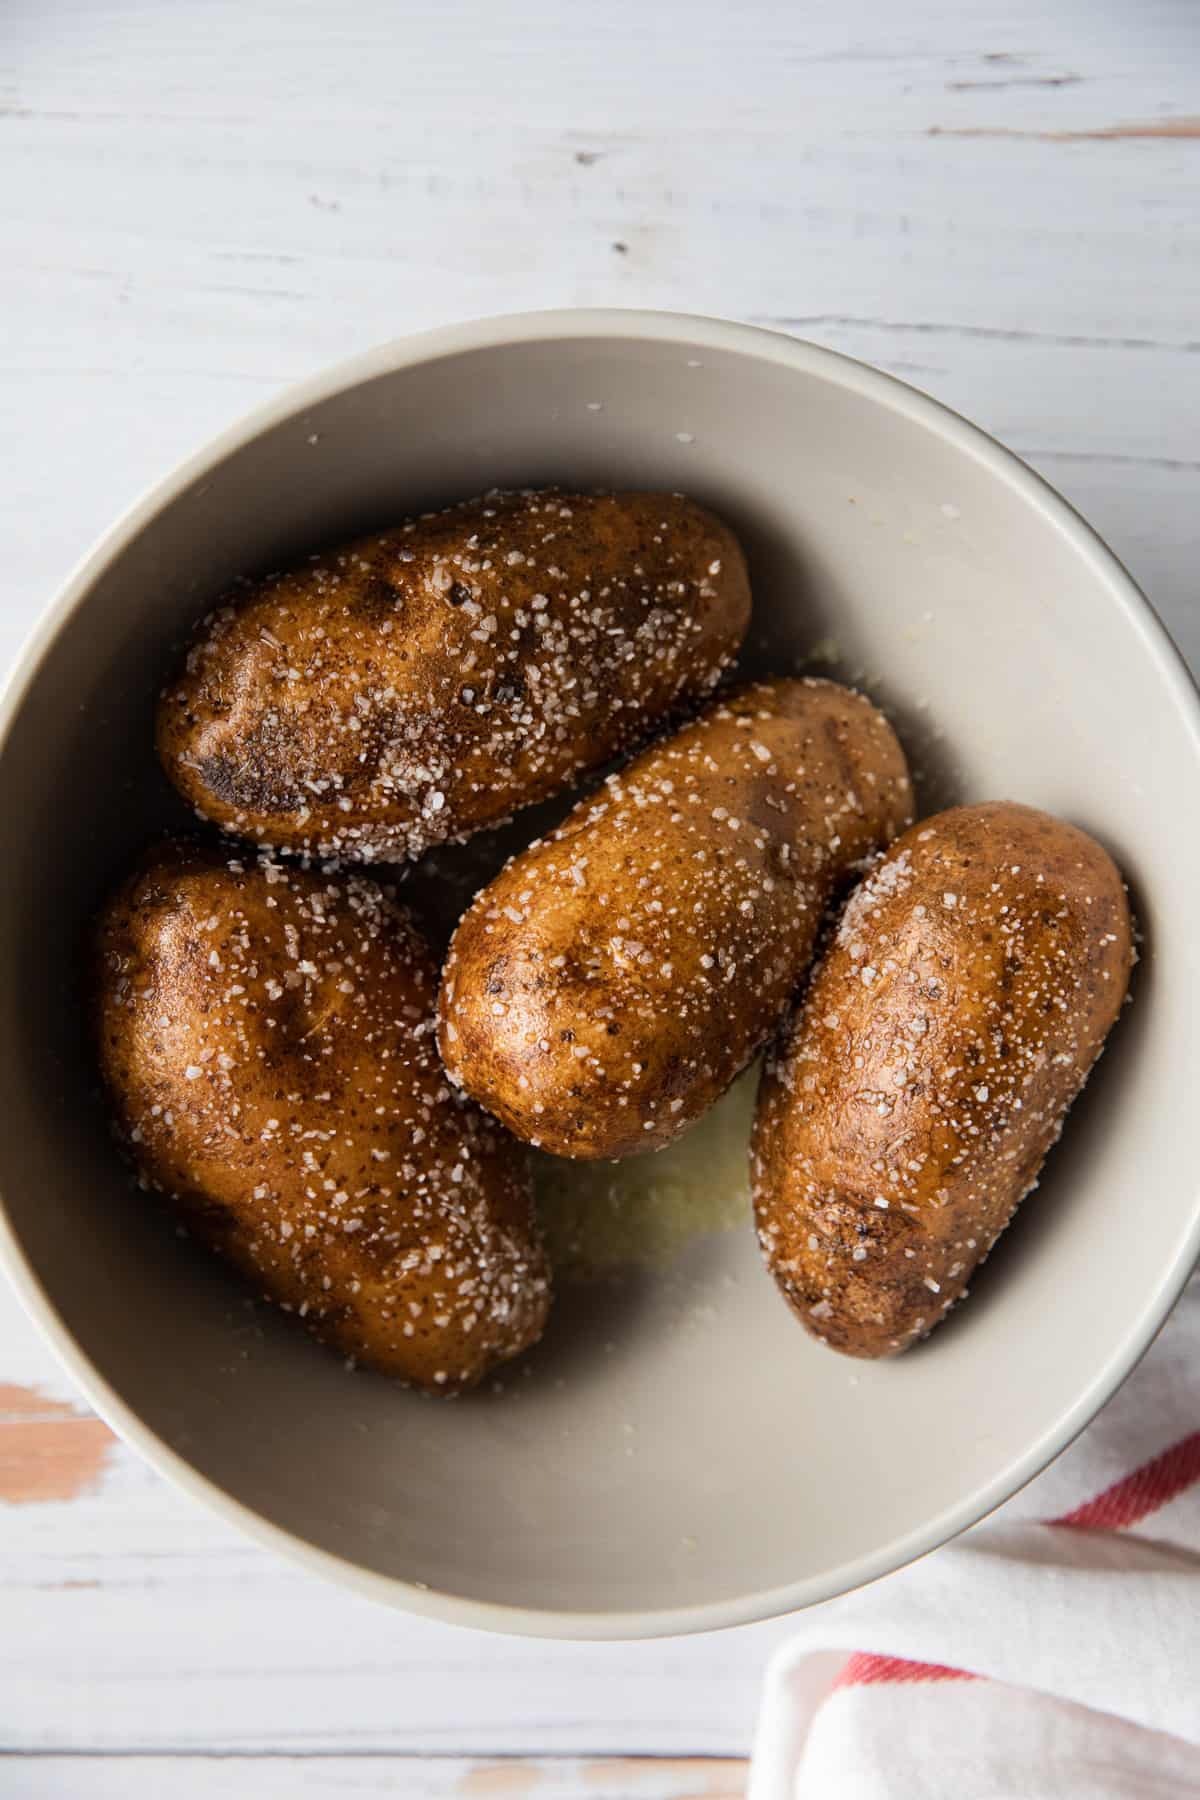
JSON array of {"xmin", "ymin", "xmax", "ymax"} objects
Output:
[
  {"xmin": 349, "ymin": 573, "xmax": 401, "ymax": 622},
  {"xmin": 197, "ymin": 754, "xmax": 301, "ymax": 815}
]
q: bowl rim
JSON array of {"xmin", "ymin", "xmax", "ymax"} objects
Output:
[{"xmin": 2, "ymin": 305, "xmax": 1199, "ymax": 1640}]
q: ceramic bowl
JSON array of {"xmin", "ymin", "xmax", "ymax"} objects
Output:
[{"xmin": 2, "ymin": 310, "xmax": 1198, "ymax": 1637}]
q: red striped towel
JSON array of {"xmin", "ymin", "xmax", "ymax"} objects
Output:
[{"xmin": 750, "ymin": 1272, "xmax": 1200, "ymax": 1796}]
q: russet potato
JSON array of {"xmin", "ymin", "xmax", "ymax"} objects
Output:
[
  {"xmin": 94, "ymin": 844, "xmax": 549, "ymax": 1391},
  {"xmin": 438, "ymin": 678, "xmax": 912, "ymax": 1159},
  {"xmin": 752, "ymin": 802, "xmax": 1133, "ymax": 1356},
  {"xmin": 157, "ymin": 489, "xmax": 750, "ymax": 862}
]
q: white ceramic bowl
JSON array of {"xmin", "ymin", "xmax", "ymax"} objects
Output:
[{"xmin": 2, "ymin": 310, "xmax": 1198, "ymax": 1638}]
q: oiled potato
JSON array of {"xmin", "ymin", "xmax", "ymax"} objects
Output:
[
  {"xmin": 752, "ymin": 802, "xmax": 1133, "ymax": 1357},
  {"xmin": 157, "ymin": 489, "xmax": 750, "ymax": 862},
  {"xmin": 94, "ymin": 844, "xmax": 549, "ymax": 1391},
  {"xmin": 438, "ymin": 679, "xmax": 912, "ymax": 1159}
]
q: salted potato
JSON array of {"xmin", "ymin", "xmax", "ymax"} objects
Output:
[
  {"xmin": 157, "ymin": 489, "xmax": 750, "ymax": 862},
  {"xmin": 752, "ymin": 802, "xmax": 1133, "ymax": 1358},
  {"xmin": 94, "ymin": 844, "xmax": 549, "ymax": 1391},
  {"xmin": 438, "ymin": 679, "xmax": 912, "ymax": 1160}
]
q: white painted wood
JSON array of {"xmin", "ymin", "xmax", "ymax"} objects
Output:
[
  {"xmin": 1, "ymin": 0, "xmax": 1197, "ymax": 1780},
  {"xmin": 2, "ymin": 1755, "xmax": 747, "ymax": 1799}
]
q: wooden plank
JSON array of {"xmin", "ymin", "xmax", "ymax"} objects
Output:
[{"xmin": 0, "ymin": 1757, "xmax": 748, "ymax": 1799}]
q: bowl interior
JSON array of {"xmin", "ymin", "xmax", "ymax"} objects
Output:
[{"xmin": 2, "ymin": 317, "xmax": 1198, "ymax": 1631}]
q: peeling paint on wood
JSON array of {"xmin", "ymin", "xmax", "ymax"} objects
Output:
[
  {"xmin": 579, "ymin": 1758, "xmax": 746, "ymax": 1797},
  {"xmin": 0, "ymin": 1385, "xmax": 115, "ymax": 1504},
  {"xmin": 931, "ymin": 115, "xmax": 1200, "ymax": 141},
  {"xmin": 459, "ymin": 1764, "xmax": 548, "ymax": 1797}
]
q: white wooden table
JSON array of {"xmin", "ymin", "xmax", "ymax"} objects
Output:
[{"xmin": 3, "ymin": 1, "xmax": 1198, "ymax": 1791}]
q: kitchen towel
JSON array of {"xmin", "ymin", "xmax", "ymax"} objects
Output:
[{"xmin": 750, "ymin": 1270, "xmax": 1200, "ymax": 1798}]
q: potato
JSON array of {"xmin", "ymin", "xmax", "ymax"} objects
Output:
[
  {"xmin": 438, "ymin": 678, "xmax": 912, "ymax": 1160},
  {"xmin": 157, "ymin": 489, "xmax": 750, "ymax": 862},
  {"xmin": 752, "ymin": 802, "xmax": 1133, "ymax": 1358},
  {"xmin": 93, "ymin": 844, "xmax": 549, "ymax": 1391}
]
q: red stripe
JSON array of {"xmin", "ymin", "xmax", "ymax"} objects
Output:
[
  {"xmin": 1050, "ymin": 1430, "xmax": 1200, "ymax": 1531},
  {"xmin": 834, "ymin": 1652, "xmax": 976, "ymax": 1689},
  {"xmin": 832, "ymin": 1433, "xmax": 1200, "ymax": 1699}
]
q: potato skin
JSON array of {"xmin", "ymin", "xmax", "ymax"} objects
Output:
[
  {"xmin": 752, "ymin": 802, "xmax": 1133, "ymax": 1358},
  {"xmin": 438, "ymin": 679, "xmax": 912, "ymax": 1160},
  {"xmin": 94, "ymin": 844, "xmax": 549, "ymax": 1391},
  {"xmin": 156, "ymin": 489, "xmax": 750, "ymax": 862}
]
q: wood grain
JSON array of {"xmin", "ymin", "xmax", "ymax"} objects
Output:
[
  {"xmin": 930, "ymin": 114, "xmax": 1200, "ymax": 139},
  {"xmin": 1, "ymin": 0, "xmax": 1198, "ymax": 1789}
]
